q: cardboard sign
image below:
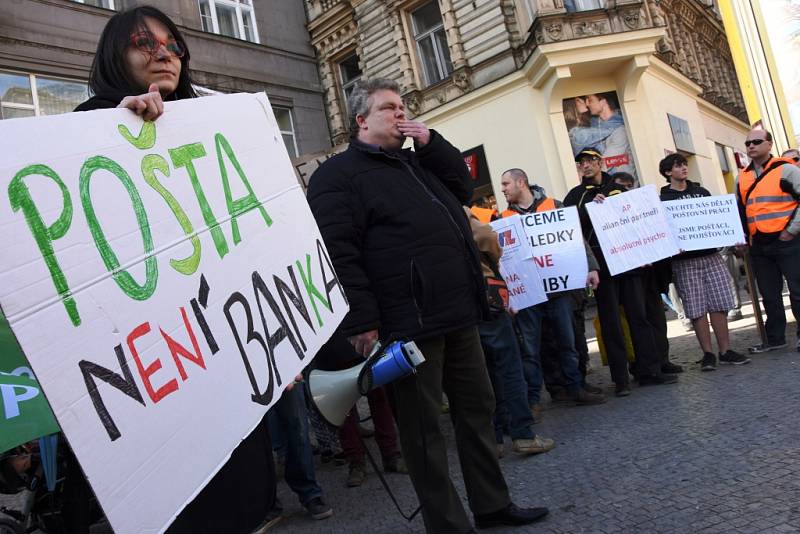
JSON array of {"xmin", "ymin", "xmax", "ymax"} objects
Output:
[
  {"xmin": 586, "ymin": 185, "xmax": 680, "ymax": 275},
  {"xmin": 490, "ymin": 216, "xmax": 546, "ymax": 310},
  {"xmin": 519, "ymin": 206, "xmax": 588, "ymax": 293},
  {"xmin": 0, "ymin": 93, "xmax": 347, "ymax": 533},
  {"xmin": 662, "ymin": 194, "xmax": 746, "ymax": 250},
  {"xmin": 1, "ymin": 312, "xmax": 60, "ymax": 453}
]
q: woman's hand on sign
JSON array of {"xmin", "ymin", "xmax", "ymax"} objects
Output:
[
  {"xmin": 349, "ymin": 329, "xmax": 379, "ymax": 358},
  {"xmin": 586, "ymin": 270, "xmax": 600, "ymax": 290},
  {"xmin": 117, "ymin": 83, "xmax": 165, "ymax": 121},
  {"xmin": 779, "ymin": 229, "xmax": 796, "ymax": 242},
  {"xmin": 593, "ymin": 194, "xmax": 606, "ymax": 204}
]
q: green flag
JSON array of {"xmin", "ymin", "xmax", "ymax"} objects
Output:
[{"xmin": 1, "ymin": 312, "xmax": 60, "ymax": 453}]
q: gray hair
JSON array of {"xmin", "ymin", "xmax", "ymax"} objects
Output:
[{"xmin": 347, "ymin": 78, "xmax": 401, "ymax": 139}]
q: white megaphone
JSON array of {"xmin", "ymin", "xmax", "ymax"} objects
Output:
[{"xmin": 307, "ymin": 340, "xmax": 425, "ymax": 427}]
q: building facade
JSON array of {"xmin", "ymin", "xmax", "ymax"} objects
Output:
[
  {"xmin": 306, "ymin": 0, "xmax": 751, "ymax": 205},
  {"xmin": 0, "ymin": 0, "xmax": 331, "ymax": 158}
]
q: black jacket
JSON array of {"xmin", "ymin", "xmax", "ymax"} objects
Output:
[
  {"xmin": 74, "ymin": 96, "xmax": 121, "ymax": 112},
  {"xmin": 660, "ymin": 181, "xmax": 716, "ymax": 259},
  {"xmin": 307, "ymin": 132, "xmax": 487, "ymax": 342}
]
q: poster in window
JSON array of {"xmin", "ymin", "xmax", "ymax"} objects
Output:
[{"xmin": 562, "ymin": 91, "xmax": 638, "ymax": 182}]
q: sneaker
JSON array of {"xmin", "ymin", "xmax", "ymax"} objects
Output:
[
  {"xmin": 727, "ymin": 309, "xmax": 743, "ymax": 321},
  {"xmin": 346, "ymin": 463, "xmax": 366, "ymax": 487},
  {"xmin": 701, "ymin": 352, "xmax": 717, "ymax": 371},
  {"xmin": 582, "ymin": 382, "xmax": 603, "ymax": 394},
  {"xmin": 719, "ymin": 350, "xmax": 751, "ymax": 365},
  {"xmin": 530, "ymin": 403, "xmax": 542, "ymax": 422},
  {"xmin": 749, "ymin": 342, "xmax": 788, "ymax": 354},
  {"xmin": 661, "ymin": 361, "xmax": 684, "ymax": 374},
  {"xmin": 638, "ymin": 373, "xmax": 679, "ymax": 385},
  {"xmin": 382, "ymin": 455, "xmax": 408, "ymax": 474},
  {"xmin": 615, "ymin": 384, "xmax": 632, "ymax": 397},
  {"xmin": 304, "ymin": 497, "xmax": 333, "ymax": 520},
  {"xmin": 572, "ymin": 389, "xmax": 607, "ymax": 405},
  {"xmin": 512, "ymin": 436, "xmax": 555, "ymax": 455}
]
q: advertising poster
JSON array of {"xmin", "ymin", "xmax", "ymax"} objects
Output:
[{"xmin": 563, "ymin": 91, "xmax": 639, "ymax": 181}]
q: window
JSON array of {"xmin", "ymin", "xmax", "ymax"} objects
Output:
[
  {"xmin": 0, "ymin": 71, "xmax": 88, "ymax": 120},
  {"xmin": 71, "ymin": 0, "xmax": 115, "ymax": 8},
  {"xmin": 198, "ymin": 0, "xmax": 259, "ymax": 43},
  {"xmin": 564, "ymin": 0, "xmax": 606, "ymax": 12},
  {"xmin": 273, "ymin": 107, "xmax": 298, "ymax": 159},
  {"xmin": 338, "ymin": 54, "xmax": 362, "ymax": 114},
  {"xmin": 411, "ymin": 2, "xmax": 453, "ymax": 87}
]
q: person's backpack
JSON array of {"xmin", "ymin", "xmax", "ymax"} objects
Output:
[{"xmin": 484, "ymin": 259, "xmax": 509, "ymax": 318}]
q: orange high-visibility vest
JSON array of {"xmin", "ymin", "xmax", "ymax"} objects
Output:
[
  {"xmin": 500, "ymin": 197, "xmax": 556, "ymax": 217},
  {"xmin": 469, "ymin": 206, "xmax": 495, "ymax": 224},
  {"xmin": 738, "ymin": 157, "xmax": 798, "ymax": 236}
]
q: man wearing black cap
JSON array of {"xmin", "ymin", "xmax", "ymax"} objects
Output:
[{"xmin": 564, "ymin": 148, "xmax": 678, "ymax": 397}]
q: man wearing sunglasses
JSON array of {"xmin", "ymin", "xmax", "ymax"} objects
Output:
[{"xmin": 737, "ymin": 130, "xmax": 800, "ymax": 353}]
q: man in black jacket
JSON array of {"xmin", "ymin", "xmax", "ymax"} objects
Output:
[
  {"xmin": 564, "ymin": 148, "xmax": 678, "ymax": 396},
  {"xmin": 307, "ymin": 78, "xmax": 547, "ymax": 533}
]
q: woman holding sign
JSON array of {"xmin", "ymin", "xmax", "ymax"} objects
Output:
[{"xmin": 74, "ymin": 7, "xmax": 279, "ymax": 534}]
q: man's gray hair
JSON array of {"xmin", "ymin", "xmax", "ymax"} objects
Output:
[{"xmin": 347, "ymin": 78, "xmax": 401, "ymax": 139}]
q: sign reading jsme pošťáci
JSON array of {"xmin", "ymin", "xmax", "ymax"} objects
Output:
[
  {"xmin": 0, "ymin": 93, "xmax": 348, "ymax": 533},
  {"xmin": 662, "ymin": 194, "xmax": 746, "ymax": 250}
]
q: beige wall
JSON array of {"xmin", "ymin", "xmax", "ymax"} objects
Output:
[{"xmin": 421, "ymin": 60, "xmax": 749, "ymax": 208}]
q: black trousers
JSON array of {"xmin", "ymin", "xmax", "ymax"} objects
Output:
[
  {"xmin": 751, "ymin": 237, "xmax": 800, "ymax": 344},
  {"xmin": 642, "ymin": 268, "xmax": 670, "ymax": 365},
  {"xmin": 392, "ymin": 325, "xmax": 510, "ymax": 533},
  {"xmin": 595, "ymin": 272, "xmax": 662, "ymax": 385}
]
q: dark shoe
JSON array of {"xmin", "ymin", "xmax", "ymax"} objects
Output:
[
  {"xmin": 382, "ymin": 455, "xmax": 408, "ymax": 474},
  {"xmin": 701, "ymin": 352, "xmax": 717, "ymax": 371},
  {"xmin": 549, "ymin": 389, "xmax": 573, "ymax": 402},
  {"xmin": 661, "ymin": 361, "xmax": 684, "ymax": 374},
  {"xmin": 346, "ymin": 463, "xmax": 366, "ymax": 487},
  {"xmin": 304, "ymin": 497, "xmax": 333, "ymax": 520},
  {"xmin": 474, "ymin": 503, "xmax": 549, "ymax": 528},
  {"xmin": 572, "ymin": 389, "xmax": 607, "ymax": 405},
  {"xmin": 749, "ymin": 342, "xmax": 787, "ymax": 353},
  {"xmin": 615, "ymin": 384, "xmax": 632, "ymax": 397},
  {"xmin": 582, "ymin": 382, "xmax": 603, "ymax": 394},
  {"xmin": 719, "ymin": 350, "xmax": 750, "ymax": 365},
  {"xmin": 638, "ymin": 373, "xmax": 679, "ymax": 385}
]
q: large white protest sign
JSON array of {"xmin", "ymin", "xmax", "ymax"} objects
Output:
[
  {"xmin": 586, "ymin": 185, "xmax": 680, "ymax": 275},
  {"xmin": 0, "ymin": 93, "xmax": 347, "ymax": 533},
  {"xmin": 519, "ymin": 206, "xmax": 588, "ymax": 293},
  {"xmin": 662, "ymin": 194, "xmax": 746, "ymax": 250}
]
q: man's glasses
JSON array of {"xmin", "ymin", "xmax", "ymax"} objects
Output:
[
  {"xmin": 130, "ymin": 32, "xmax": 185, "ymax": 58},
  {"xmin": 744, "ymin": 139, "xmax": 766, "ymax": 147}
]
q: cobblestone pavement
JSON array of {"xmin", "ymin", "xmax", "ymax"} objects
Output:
[{"xmin": 273, "ymin": 296, "xmax": 800, "ymax": 533}]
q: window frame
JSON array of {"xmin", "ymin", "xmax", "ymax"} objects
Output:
[
  {"xmin": 197, "ymin": 0, "xmax": 260, "ymax": 44},
  {"xmin": 337, "ymin": 53, "xmax": 362, "ymax": 116},
  {"xmin": 71, "ymin": 0, "xmax": 116, "ymax": 9},
  {"xmin": 273, "ymin": 106, "xmax": 299, "ymax": 159},
  {"xmin": 0, "ymin": 70, "xmax": 88, "ymax": 119},
  {"xmin": 410, "ymin": 2, "xmax": 453, "ymax": 87}
]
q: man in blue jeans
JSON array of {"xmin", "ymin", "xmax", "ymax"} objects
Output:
[
  {"xmin": 268, "ymin": 386, "xmax": 333, "ymax": 520},
  {"xmin": 466, "ymin": 207, "xmax": 555, "ymax": 456},
  {"xmin": 499, "ymin": 169, "xmax": 605, "ymax": 408}
]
